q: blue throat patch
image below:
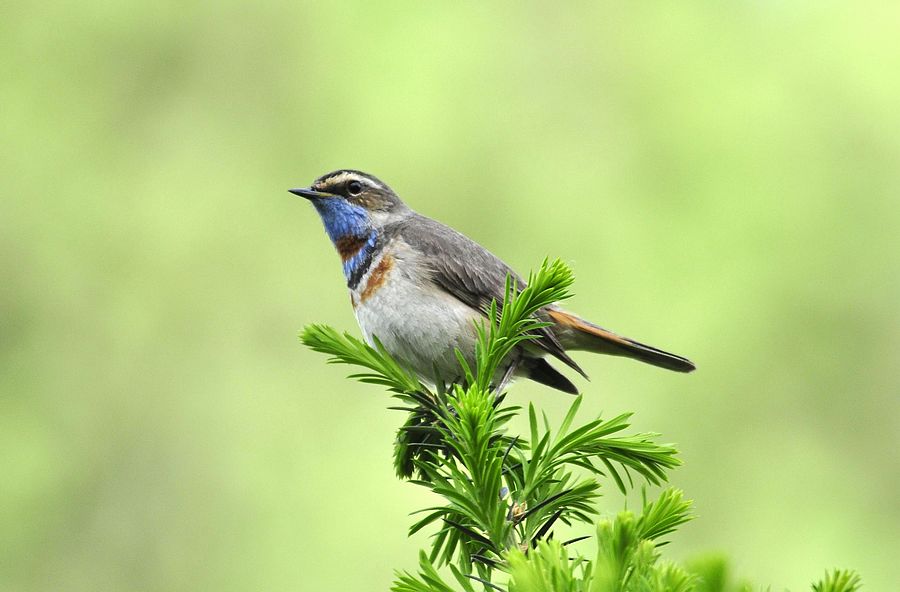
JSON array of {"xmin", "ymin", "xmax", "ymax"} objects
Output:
[{"xmin": 313, "ymin": 199, "xmax": 379, "ymax": 284}]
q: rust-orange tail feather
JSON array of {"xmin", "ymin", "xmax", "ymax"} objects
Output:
[{"xmin": 548, "ymin": 309, "xmax": 696, "ymax": 373}]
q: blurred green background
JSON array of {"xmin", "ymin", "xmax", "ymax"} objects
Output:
[{"xmin": 2, "ymin": 2, "xmax": 898, "ymax": 590}]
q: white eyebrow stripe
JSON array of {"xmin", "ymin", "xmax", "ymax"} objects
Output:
[
  {"xmin": 328, "ymin": 172, "xmax": 351, "ymax": 186},
  {"xmin": 321, "ymin": 172, "xmax": 379, "ymax": 190}
]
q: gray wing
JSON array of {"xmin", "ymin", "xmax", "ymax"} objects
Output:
[{"xmin": 388, "ymin": 213, "xmax": 586, "ymax": 377}]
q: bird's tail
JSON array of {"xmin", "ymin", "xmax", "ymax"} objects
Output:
[{"xmin": 548, "ymin": 309, "xmax": 696, "ymax": 373}]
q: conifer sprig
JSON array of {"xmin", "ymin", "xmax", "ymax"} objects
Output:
[{"xmin": 301, "ymin": 259, "xmax": 861, "ymax": 592}]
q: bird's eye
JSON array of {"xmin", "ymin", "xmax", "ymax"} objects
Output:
[{"xmin": 347, "ymin": 180, "xmax": 363, "ymax": 196}]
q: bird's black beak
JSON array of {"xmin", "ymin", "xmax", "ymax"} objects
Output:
[{"xmin": 288, "ymin": 187, "xmax": 331, "ymax": 200}]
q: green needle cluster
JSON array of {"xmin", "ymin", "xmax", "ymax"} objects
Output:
[{"xmin": 301, "ymin": 260, "xmax": 861, "ymax": 592}]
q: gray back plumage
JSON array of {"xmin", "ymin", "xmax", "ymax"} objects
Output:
[{"xmin": 385, "ymin": 213, "xmax": 586, "ymax": 377}]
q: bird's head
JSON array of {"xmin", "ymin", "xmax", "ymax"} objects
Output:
[{"xmin": 290, "ymin": 170, "xmax": 407, "ymax": 245}]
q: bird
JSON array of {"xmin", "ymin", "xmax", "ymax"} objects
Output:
[{"xmin": 291, "ymin": 169, "xmax": 694, "ymax": 394}]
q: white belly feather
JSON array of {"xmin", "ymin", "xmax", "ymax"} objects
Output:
[{"xmin": 351, "ymin": 239, "xmax": 483, "ymax": 384}]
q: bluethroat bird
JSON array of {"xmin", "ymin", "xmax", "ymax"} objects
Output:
[{"xmin": 291, "ymin": 170, "xmax": 695, "ymax": 394}]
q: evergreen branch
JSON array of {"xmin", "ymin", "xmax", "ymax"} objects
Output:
[
  {"xmin": 472, "ymin": 259, "xmax": 574, "ymax": 392},
  {"xmin": 636, "ymin": 488, "xmax": 693, "ymax": 544},
  {"xmin": 393, "ymin": 551, "xmax": 475, "ymax": 592},
  {"xmin": 443, "ymin": 519, "xmax": 497, "ymax": 551},
  {"xmin": 303, "ymin": 258, "xmax": 861, "ymax": 591},
  {"xmin": 464, "ymin": 574, "xmax": 506, "ymax": 592},
  {"xmin": 300, "ymin": 324, "xmax": 425, "ymax": 396},
  {"xmin": 517, "ymin": 399, "xmax": 681, "ymax": 500},
  {"xmin": 529, "ymin": 510, "xmax": 562, "ymax": 547},
  {"xmin": 812, "ymin": 570, "xmax": 862, "ymax": 592},
  {"xmin": 505, "ymin": 540, "xmax": 581, "ymax": 592}
]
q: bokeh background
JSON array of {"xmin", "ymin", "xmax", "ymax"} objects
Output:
[{"xmin": 2, "ymin": 2, "xmax": 898, "ymax": 590}]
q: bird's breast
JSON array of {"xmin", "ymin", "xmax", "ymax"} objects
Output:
[
  {"xmin": 351, "ymin": 252, "xmax": 395, "ymax": 308},
  {"xmin": 350, "ymin": 240, "xmax": 483, "ymax": 382}
]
